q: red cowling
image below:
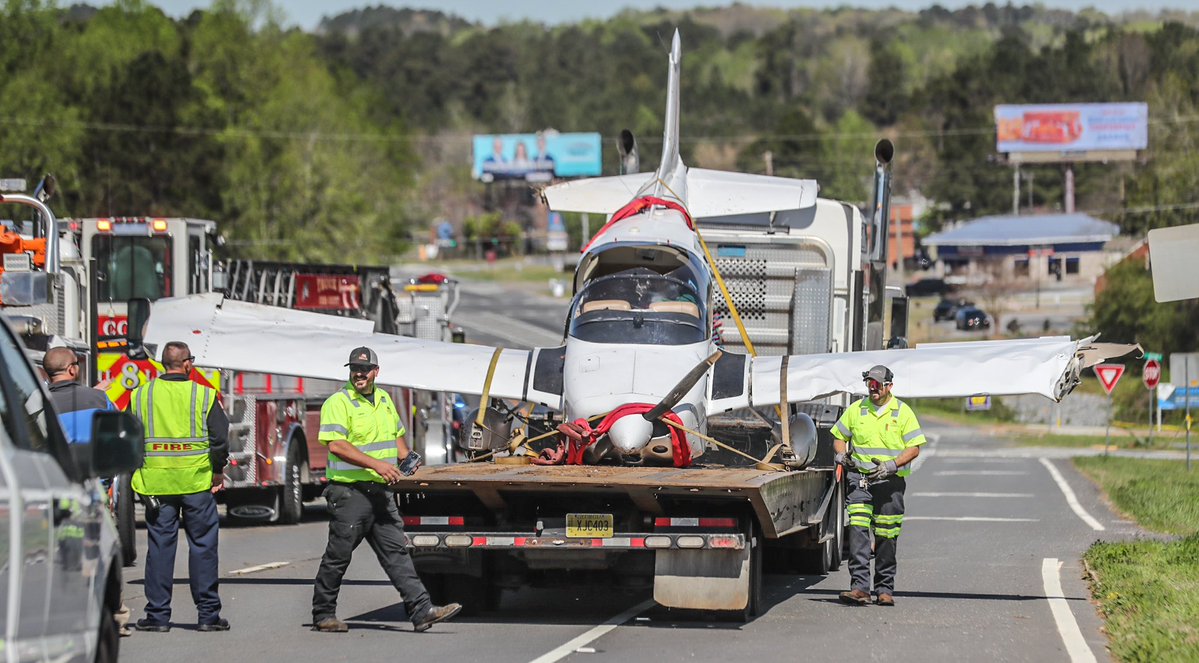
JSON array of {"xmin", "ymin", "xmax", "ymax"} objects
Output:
[
  {"xmin": 545, "ymin": 403, "xmax": 692, "ymax": 468},
  {"xmin": 580, "ymin": 196, "xmax": 694, "ymax": 254}
]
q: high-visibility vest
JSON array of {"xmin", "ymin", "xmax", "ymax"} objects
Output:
[
  {"xmin": 831, "ymin": 397, "xmax": 926, "ymax": 477},
  {"xmin": 318, "ymin": 385, "xmax": 405, "ymax": 484},
  {"xmin": 130, "ymin": 378, "xmax": 217, "ymax": 495}
]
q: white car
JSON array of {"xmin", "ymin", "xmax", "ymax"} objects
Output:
[{"xmin": 0, "ymin": 317, "xmax": 144, "ymax": 662}]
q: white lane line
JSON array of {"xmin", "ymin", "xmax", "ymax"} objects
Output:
[
  {"xmin": 228, "ymin": 561, "xmax": 289, "ymax": 575},
  {"xmin": 907, "ymin": 516, "xmax": 1039, "ymax": 522},
  {"xmin": 529, "ymin": 599, "xmax": 655, "ymax": 663},
  {"xmin": 1039, "ymin": 458, "xmax": 1105, "ymax": 531},
  {"xmin": 1042, "ymin": 558, "xmax": 1098, "ymax": 663},
  {"xmin": 937, "ymin": 457, "xmax": 1023, "ymax": 464},
  {"xmin": 912, "ymin": 492, "xmax": 1034, "ymax": 498},
  {"xmin": 934, "ymin": 470, "xmax": 1027, "ymax": 476}
]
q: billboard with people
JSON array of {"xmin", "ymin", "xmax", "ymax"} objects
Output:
[
  {"xmin": 472, "ymin": 132, "xmax": 602, "ymax": 182},
  {"xmin": 995, "ymin": 103, "xmax": 1148, "ymax": 153}
]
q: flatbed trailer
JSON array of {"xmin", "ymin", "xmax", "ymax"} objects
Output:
[{"xmin": 393, "ymin": 459, "xmax": 843, "ymax": 618}]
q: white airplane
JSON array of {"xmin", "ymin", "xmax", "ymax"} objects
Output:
[{"xmin": 139, "ymin": 31, "xmax": 1132, "ymax": 468}]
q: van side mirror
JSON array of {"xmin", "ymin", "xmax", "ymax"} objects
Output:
[
  {"xmin": 126, "ymin": 298, "xmax": 151, "ymax": 346},
  {"xmin": 87, "ymin": 411, "xmax": 144, "ymax": 478}
]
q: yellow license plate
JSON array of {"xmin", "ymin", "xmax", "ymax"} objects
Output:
[{"xmin": 566, "ymin": 513, "xmax": 614, "ymax": 538}]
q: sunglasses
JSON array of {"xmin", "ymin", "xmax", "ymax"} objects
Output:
[
  {"xmin": 184, "ymin": 356, "xmax": 196, "ymax": 363},
  {"xmin": 865, "ymin": 378, "xmax": 888, "ymax": 390},
  {"xmin": 349, "ymin": 364, "xmax": 377, "ymax": 372}
]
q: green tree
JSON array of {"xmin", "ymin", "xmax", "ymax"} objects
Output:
[{"xmin": 1089, "ymin": 259, "xmax": 1199, "ymax": 356}]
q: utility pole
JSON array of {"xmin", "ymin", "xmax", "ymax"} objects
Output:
[
  {"xmin": 1064, "ymin": 164, "xmax": 1075, "ymax": 214},
  {"xmin": 764, "ymin": 150, "xmax": 774, "ymax": 176},
  {"xmin": 1012, "ymin": 165, "xmax": 1021, "ymax": 215}
]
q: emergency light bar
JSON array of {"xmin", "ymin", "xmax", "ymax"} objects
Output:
[{"xmin": 93, "ymin": 217, "xmax": 170, "ymax": 233}]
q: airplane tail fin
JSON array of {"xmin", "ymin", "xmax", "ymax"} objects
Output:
[{"xmin": 542, "ymin": 30, "xmax": 819, "ymax": 219}]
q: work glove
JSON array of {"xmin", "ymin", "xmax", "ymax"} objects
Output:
[
  {"xmin": 833, "ymin": 452, "xmax": 849, "ymax": 468},
  {"xmin": 869, "ymin": 459, "xmax": 898, "ymax": 480}
]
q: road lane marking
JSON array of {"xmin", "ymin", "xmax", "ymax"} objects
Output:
[
  {"xmin": 912, "ymin": 492, "xmax": 1034, "ymax": 498},
  {"xmin": 529, "ymin": 599, "xmax": 655, "ymax": 663},
  {"xmin": 229, "ymin": 561, "xmax": 289, "ymax": 575},
  {"xmin": 907, "ymin": 516, "xmax": 1038, "ymax": 522},
  {"xmin": 934, "ymin": 470, "xmax": 1027, "ymax": 476},
  {"xmin": 909, "ymin": 433, "xmax": 937, "ymax": 473},
  {"xmin": 1042, "ymin": 558, "xmax": 1098, "ymax": 663},
  {"xmin": 1039, "ymin": 458, "xmax": 1105, "ymax": 531},
  {"xmin": 937, "ymin": 457, "xmax": 1022, "ymax": 463}
]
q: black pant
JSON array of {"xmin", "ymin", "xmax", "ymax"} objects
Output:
[
  {"xmin": 143, "ymin": 491, "xmax": 222, "ymax": 624},
  {"xmin": 846, "ymin": 472, "xmax": 906, "ymax": 595},
  {"xmin": 312, "ymin": 482, "xmax": 432, "ymax": 624}
]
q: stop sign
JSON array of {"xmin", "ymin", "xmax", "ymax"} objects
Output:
[{"xmin": 1144, "ymin": 359, "xmax": 1162, "ymax": 390}]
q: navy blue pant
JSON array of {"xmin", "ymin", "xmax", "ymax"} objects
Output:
[{"xmin": 142, "ymin": 490, "xmax": 222, "ymax": 624}]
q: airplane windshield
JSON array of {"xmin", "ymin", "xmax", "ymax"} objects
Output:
[{"xmin": 569, "ymin": 269, "xmax": 707, "ymax": 345}]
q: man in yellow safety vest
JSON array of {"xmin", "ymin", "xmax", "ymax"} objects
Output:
[
  {"xmin": 831, "ymin": 364, "xmax": 926, "ymax": 607},
  {"xmin": 311, "ymin": 346, "xmax": 462, "ymax": 633},
  {"xmin": 130, "ymin": 341, "xmax": 230, "ymax": 632}
]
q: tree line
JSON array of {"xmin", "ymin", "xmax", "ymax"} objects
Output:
[{"xmin": 1, "ymin": 1, "xmax": 1197, "ymax": 280}]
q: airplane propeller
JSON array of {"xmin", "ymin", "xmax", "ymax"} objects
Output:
[{"xmin": 642, "ymin": 350, "xmax": 723, "ymax": 422}]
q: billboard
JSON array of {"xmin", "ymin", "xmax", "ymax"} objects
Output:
[
  {"xmin": 473, "ymin": 132, "xmax": 602, "ymax": 182},
  {"xmin": 995, "ymin": 103, "xmax": 1148, "ymax": 153}
]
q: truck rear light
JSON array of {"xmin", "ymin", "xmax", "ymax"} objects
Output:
[
  {"xmin": 96, "ymin": 219, "xmax": 112, "ymax": 232},
  {"xmin": 654, "ymin": 517, "xmax": 737, "ymax": 528},
  {"xmin": 229, "ymin": 459, "xmax": 238, "ymax": 466},
  {"xmin": 444, "ymin": 534, "xmax": 472, "ymax": 547},
  {"xmin": 152, "ymin": 219, "xmax": 168, "ymax": 232},
  {"xmin": 411, "ymin": 535, "xmax": 440, "ymax": 547},
  {"xmin": 402, "ymin": 516, "xmax": 465, "ymax": 527},
  {"xmin": 676, "ymin": 536, "xmax": 705, "ymax": 549},
  {"xmin": 644, "ymin": 536, "xmax": 672, "ymax": 549},
  {"xmin": 707, "ymin": 535, "xmax": 741, "ymax": 549}
]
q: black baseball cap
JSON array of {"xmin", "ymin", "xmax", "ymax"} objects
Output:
[
  {"xmin": 862, "ymin": 365, "xmax": 893, "ymax": 384},
  {"xmin": 345, "ymin": 346, "xmax": 379, "ymax": 367}
]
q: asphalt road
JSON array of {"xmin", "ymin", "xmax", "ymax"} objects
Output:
[
  {"xmin": 119, "ymin": 420, "xmax": 1141, "ymax": 663},
  {"xmin": 446, "ymin": 279, "xmax": 569, "ymax": 349}
]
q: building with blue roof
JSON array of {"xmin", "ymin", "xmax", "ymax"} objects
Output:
[{"xmin": 922, "ymin": 213, "xmax": 1119, "ymax": 285}]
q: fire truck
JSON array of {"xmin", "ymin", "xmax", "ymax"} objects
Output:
[{"xmin": 76, "ymin": 215, "xmax": 456, "ymax": 523}]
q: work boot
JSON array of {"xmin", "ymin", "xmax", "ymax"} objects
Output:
[
  {"xmin": 875, "ymin": 594, "xmax": 895, "ymax": 606},
  {"xmin": 133, "ymin": 618, "xmax": 170, "ymax": 633},
  {"xmin": 197, "ymin": 618, "xmax": 231, "ymax": 632},
  {"xmin": 312, "ymin": 617, "xmax": 349, "ymax": 633},
  {"xmin": 838, "ymin": 589, "xmax": 870, "ymax": 606},
  {"xmin": 413, "ymin": 603, "xmax": 463, "ymax": 632}
]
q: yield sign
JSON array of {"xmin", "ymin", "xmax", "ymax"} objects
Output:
[{"xmin": 1094, "ymin": 364, "xmax": 1126, "ymax": 395}]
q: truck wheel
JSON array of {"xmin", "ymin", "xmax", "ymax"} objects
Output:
[
  {"xmin": 115, "ymin": 473, "xmax": 137, "ymax": 567},
  {"xmin": 95, "ymin": 590, "xmax": 120, "ymax": 663},
  {"xmin": 797, "ymin": 477, "xmax": 843, "ymax": 574},
  {"xmin": 277, "ymin": 442, "xmax": 306, "ymax": 525}
]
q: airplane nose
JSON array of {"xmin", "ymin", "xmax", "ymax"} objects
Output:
[{"xmin": 607, "ymin": 416, "xmax": 654, "ymax": 454}]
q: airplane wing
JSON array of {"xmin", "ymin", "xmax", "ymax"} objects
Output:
[
  {"xmin": 685, "ymin": 168, "xmax": 818, "ymax": 217},
  {"xmin": 711, "ymin": 337, "xmax": 1138, "ymax": 411},
  {"xmin": 143, "ymin": 294, "xmax": 565, "ymax": 405}
]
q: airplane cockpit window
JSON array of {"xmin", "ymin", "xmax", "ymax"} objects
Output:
[{"xmin": 569, "ymin": 268, "xmax": 707, "ymax": 345}]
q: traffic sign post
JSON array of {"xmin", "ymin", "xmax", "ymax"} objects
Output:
[
  {"xmin": 1094, "ymin": 364, "xmax": 1125, "ymax": 456},
  {"xmin": 1144, "ymin": 358, "xmax": 1161, "ymax": 445}
]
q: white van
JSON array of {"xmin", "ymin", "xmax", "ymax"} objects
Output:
[{"xmin": 0, "ymin": 316, "xmax": 143, "ymax": 662}]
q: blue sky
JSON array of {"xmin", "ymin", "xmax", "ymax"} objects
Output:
[{"xmin": 118, "ymin": 1, "xmax": 1191, "ymax": 30}]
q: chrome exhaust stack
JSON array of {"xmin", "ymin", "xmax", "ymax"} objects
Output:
[{"xmin": 865, "ymin": 139, "xmax": 894, "ymax": 350}]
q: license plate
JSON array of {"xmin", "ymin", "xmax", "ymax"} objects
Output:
[{"xmin": 566, "ymin": 513, "xmax": 614, "ymax": 538}]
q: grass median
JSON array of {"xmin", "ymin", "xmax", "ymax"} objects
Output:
[{"xmin": 1073, "ymin": 457, "xmax": 1199, "ymax": 662}]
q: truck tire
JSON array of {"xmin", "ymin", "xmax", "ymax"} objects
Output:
[
  {"xmin": 115, "ymin": 473, "xmax": 137, "ymax": 567},
  {"xmin": 277, "ymin": 441, "xmax": 306, "ymax": 525},
  {"xmin": 797, "ymin": 477, "xmax": 843, "ymax": 574},
  {"xmin": 95, "ymin": 586, "xmax": 120, "ymax": 663}
]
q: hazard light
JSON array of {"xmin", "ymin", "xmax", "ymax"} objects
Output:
[
  {"xmin": 152, "ymin": 219, "xmax": 168, "ymax": 232},
  {"xmin": 644, "ymin": 536, "xmax": 672, "ymax": 549},
  {"xmin": 707, "ymin": 535, "xmax": 741, "ymax": 549},
  {"xmin": 411, "ymin": 535, "xmax": 440, "ymax": 547},
  {"xmin": 676, "ymin": 536, "xmax": 705, "ymax": 549},
  {"xmin": 96, "ymin": 219, "xmax": 112, "ymax": 232},
  {"xmin": 444, "ymin": 534, "xmax": 473, "ymax": 547}
]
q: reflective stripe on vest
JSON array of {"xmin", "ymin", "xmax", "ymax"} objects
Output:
[
  {"xmin": 131, "ymin": 379, "xmax": 217, "ymax": 496},
  {"xmin": 324, "ymin": 387, "xmax": 401, "ymax": 484}
]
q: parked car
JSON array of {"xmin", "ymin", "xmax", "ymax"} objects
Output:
[
  {"xmin": 0, "ymin": 316, "xmax": 144, "ymax": 662},
  {"xmin": 906, "ymin": 277, "xmax": 949, "ymax": 297},
  {"xmin": 955, "ymin": 307, "xmax": 991, "ymax": 331},
  {"xmin": 934, "ymin": 297, "xmax": 973, "ymax": 322}
]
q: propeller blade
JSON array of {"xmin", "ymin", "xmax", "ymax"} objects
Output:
[{"xmin": 643, "ymin": 350, "xmax": 723, "ymax": 421}]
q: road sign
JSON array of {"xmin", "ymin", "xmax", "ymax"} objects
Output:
[
  {"xmin": 1144, "ymin": 352, "xmax": 1163, "ymax": 361},
  {"xmin": 1094, "ymin": 364, "xmax": 1125, "ymax": 395},
  {"xmin": 1143, "ymin": 359, "xmax": 1162, "ymax": 390},
  {"xmin": 965, "ymin": 395, "xmax": 992, "ymax": 411}
]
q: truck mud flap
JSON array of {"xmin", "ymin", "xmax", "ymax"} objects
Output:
[{"xmin": 653, "ymin": 546, "xmax": 750, "ymax": 611}]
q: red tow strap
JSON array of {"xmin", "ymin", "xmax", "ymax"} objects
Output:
[
  {"xmin": 580, "ymin": 196, "xmax": 694, "ymax": 254},
  {"xmin": 542, "ymin": 403, "xmax": 693, "ymax": 468}
]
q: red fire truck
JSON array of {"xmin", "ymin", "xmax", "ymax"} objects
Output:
[{"xmin": 74, "ymin": 217, "xmax": 455, "ymax": 523}]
